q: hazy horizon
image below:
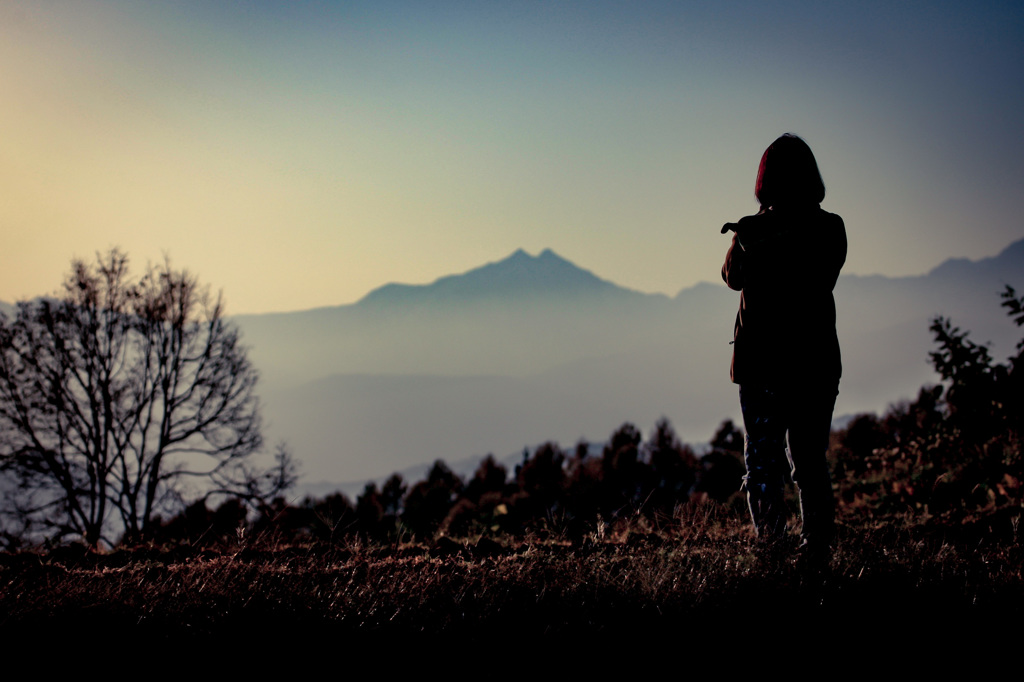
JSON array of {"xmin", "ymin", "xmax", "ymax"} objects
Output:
[
  {"xmin": 3, "ymin": 1, "xmax": 1023, "ymax": 314},
  {"xmin": 236, "ymin": 236, "xmax": 1023, "ymax": 317}
]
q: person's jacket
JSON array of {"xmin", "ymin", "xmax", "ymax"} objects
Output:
[{"xmin": 721, "ymin": 205, "xmax": 847, "ymax": 386}]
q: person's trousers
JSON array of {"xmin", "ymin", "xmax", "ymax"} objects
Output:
[{"xmin": 738, "ymin": 381, "xmax": 839, "ymax": 546}]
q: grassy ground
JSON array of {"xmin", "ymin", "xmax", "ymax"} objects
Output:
[{"xmin": 2, "ymin": 506, "xmax": 1021, "ymax": 652}]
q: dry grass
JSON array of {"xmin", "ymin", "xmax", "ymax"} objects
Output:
[{"xmin": 2, "ymin": 504, "xmax": 1020, "ymax": 650}]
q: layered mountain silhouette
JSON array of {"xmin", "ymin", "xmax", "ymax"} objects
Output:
[
  {"xmin": 235, "ymin": 248, "xmax": 676, "ymax": 386},
  {"xmin": 230, "ymin": 239, "xmax": 1024, "ymax": 488},
  {"xmin": 3, "ymin": 244, "xmax": 1019, "ymax": 488},
  {"xmin": 359, "ymin": 248, "xmax": 643, "ymax": 308}
]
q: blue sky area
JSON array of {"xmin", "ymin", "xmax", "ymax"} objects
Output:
[{"xmin": 2, "ymin": 1, "xmax": 1022, "ymax": 313}]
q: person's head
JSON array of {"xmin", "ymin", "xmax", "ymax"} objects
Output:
[{"xmin": 754, "ymin": 133, "xmax": 825, "ymax": 208}]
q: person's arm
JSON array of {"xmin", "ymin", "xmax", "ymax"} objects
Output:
[
  {"xmin": 722, "ymin": 234, "xmax": 746, "ymax": 291},
  {"xmin": 832, "ymin": 216, "xmax": 848, "ymax": 287},
  {"xmin": 808, "ymin": 214, "xmax": 847, "ymax": 291},
  {"xmin": 722, "ymin": 210, "xmax": 776, "ymax": 290}
]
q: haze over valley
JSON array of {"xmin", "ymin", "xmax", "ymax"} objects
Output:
[{"xmin": 231, "ymin": 238, "xmax": 1024, "ymax": 491}]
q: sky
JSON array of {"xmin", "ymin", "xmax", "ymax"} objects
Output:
[{"xmin": 2, "ymin": 1, "xmax": 1022, "ymax": 314}]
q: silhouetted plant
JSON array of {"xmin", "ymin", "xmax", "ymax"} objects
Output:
[
  {"xmin": 309, "ymin": 492, "xmax": 356, "ymax": 540},
  {"xmin": 564, "ymin": 439, "xmax": 603, "ymax": 533},
  {"xmin": 601, "ymin": 422, "xmax": 646, "ymax": 516},
  {"xmin": 833, "ymin": 287, "xmax": 1024, "ymax": 532},
  {"xmin": 697, "ymin": 420, "xmax": 746, "ymax": 503},
  {"xmin": 150, "ymin": 497, "xmax": 248, "ymax": 546},
  {"xmin": 709, "ymin": 419, "xmax": 744, "ymax": 454},
  {"xmin": 0, "ymin": 250, "xmax": 295, "ymax": 547},
  {"xmin": 355, "ymin": 483, "xmax": 387, "ymax": 538},
  {"xmin": 380, "ymin": 473, "xmax": 407, "ymax": 517},
  {"xmin": 441, "ymin": 498, "xmax": 479, "ymax": 537},
  {"xmin": 251, "ymin": 495, "xmax": 308, "ymax": 542},
  {"xmin": 645, "ymin": 418, "xmax": 699, "ymax": 518},
  {"xmin": 928, "ymin": 317, "xmax": 1006, "ymax": 442},
  {"xmin": 402, "ymin": 460, "xmax": 463, "ymax": 538},
  {"xmin": 464, "ymin": 455, "xmax": 509, "ymax": 503},
  {"xmin": 516, "ymin": 442, "xmax": 567, "ymax": 521},
  {"xmin": 1000, "ymin": 285, "xmax": 1024, "ymax": 433}
]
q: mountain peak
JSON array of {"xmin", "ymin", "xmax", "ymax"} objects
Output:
[
  {"xmin": 927, "ymin": 236, "xmax": 1024, "ymax": 281},
  {"xmin": 499, "ymin": 247, "xmax": 563, "ymax": 264},
  {"xmin": 357, "ymin": 248, "xmax": 638, "ymax": 308}
]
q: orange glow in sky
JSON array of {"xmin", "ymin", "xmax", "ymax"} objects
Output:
[{"xmin": 2, "ymin": 1, "xmax": 1022, "ymax": 313}]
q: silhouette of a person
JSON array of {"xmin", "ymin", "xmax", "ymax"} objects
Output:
[{"xmin": 721, "ymin": 133, "xmax": 847, "ymax": 556}]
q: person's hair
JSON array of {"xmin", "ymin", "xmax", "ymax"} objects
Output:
[{"xmin": 754, "ymin": 133, "xmax": 825, "ymax": 208}]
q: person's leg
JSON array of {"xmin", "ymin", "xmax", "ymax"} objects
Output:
[
  {"xmin": 739, "ymin": 384, "xmax": 790, "ymax": 541},
  {"xmin": 786, "ymin": 381, "xmax": 839, "ymax": 550}
]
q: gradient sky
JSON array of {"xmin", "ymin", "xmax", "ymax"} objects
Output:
[{"xmin": 2, "ymin": 1, "xmax": 1022, "ymax": 314}]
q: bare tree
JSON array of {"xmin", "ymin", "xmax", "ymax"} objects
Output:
[{"xmin": 0, "ymin": 250, "xmax": 295, "ymax": 546}]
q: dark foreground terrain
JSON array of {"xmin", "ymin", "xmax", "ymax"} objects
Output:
[
  {"xmin": 3, "ymin": 508, "xmax": 1020, "ymax": 653},
  {"xmin": 4, "ymin": 288, "xmax": 1023, "ymax": 656}
]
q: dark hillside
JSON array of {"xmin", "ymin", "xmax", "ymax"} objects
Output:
[{"xmin": 1, "ymin": 517, "xmax": 1018, "ymax": 650}]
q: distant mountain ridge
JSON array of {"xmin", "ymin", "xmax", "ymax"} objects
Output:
[
  {"xmin": 232, "ymin": 248, "xmax": 685, "ymax": 385},
  {"xmin": 223, "ymin": 237, "xmax": 1024, "ymax": 487},
  {"xmin": 926, "ymin": 237, "xmax": 1023, "ymax": 282},
  {"xmin": 3, "ymin": 240, "xmax": 1022, "ymax": 490}
]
